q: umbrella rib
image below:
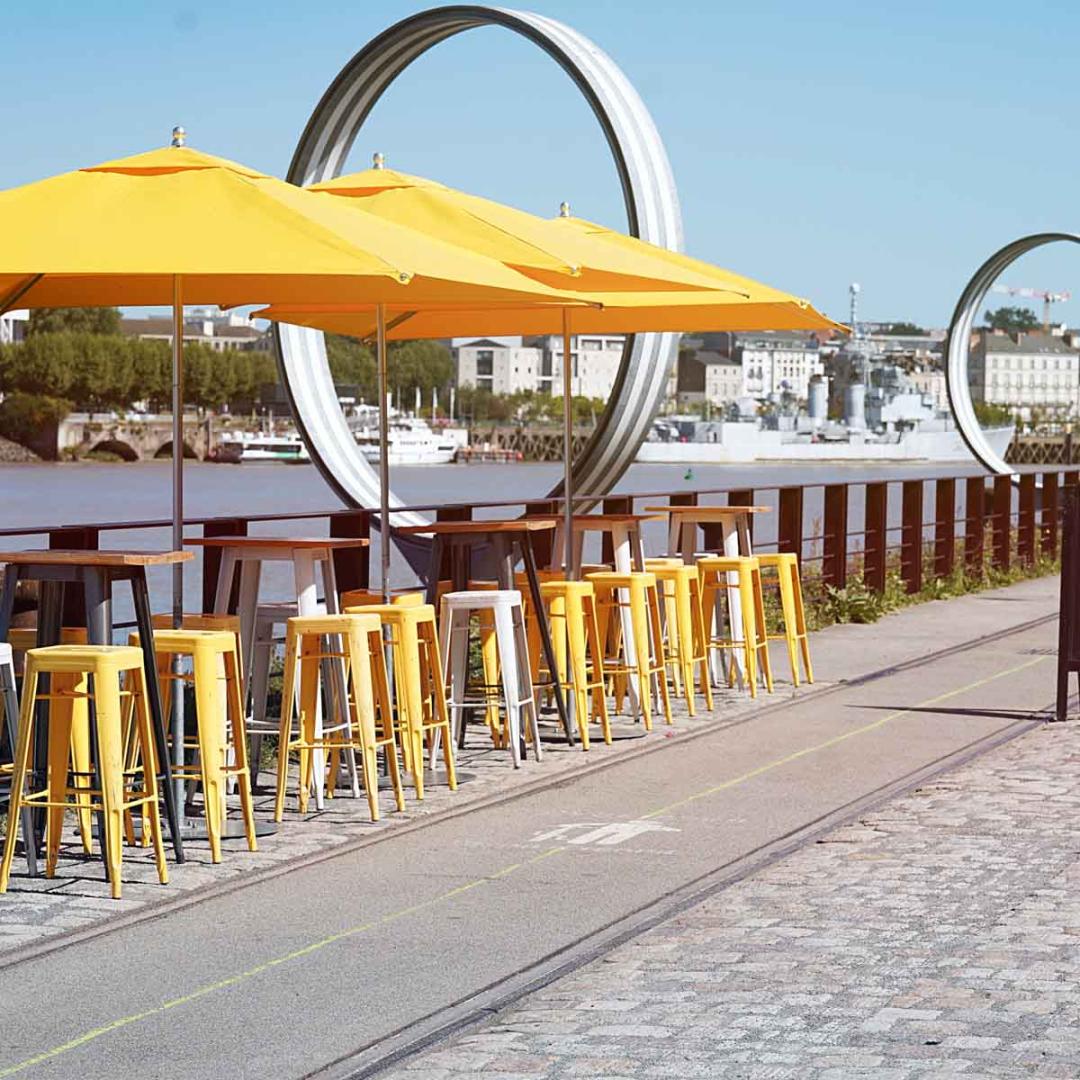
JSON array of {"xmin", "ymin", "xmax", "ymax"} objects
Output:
[{"xmin": 0, "ymin": 273, "xmax": 43, "ymax": 314}]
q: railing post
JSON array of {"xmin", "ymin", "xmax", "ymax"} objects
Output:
[
  {"xmin": 1017, "ymin": 473, "xmax": 1036, "ymax": 567},
  {"xmin": 330, "ymin": 509, "xmax": 370, "ymax": 595},
  {"xmin": 50, "ymin": 526, "xmax": 99, "ymax": 626},
  {"xmin": 901, "ymin": 479, "xmax": 923, "ymax": 594},
  {"xmin": 863, "ymin": 482, "xmax": 887, "ymax": 593},
  {"xmin": 778, "ymin": 487, "xmax": 803, "ymax": 563},
  {"xmin": 822, "ymin": 484, "xmax": 848, "ymax": 589},
  {"xmin": 965, "ymin": 477, "xmax": 985, "ymax": 579},
  {"xmin": 992, "ymin": 474, "xmax": 1012, "ymax": 572},
  {"xmin": 934, "ymin": 477, "xmax": 956, "ymax": 581},
  {"xmin": 1041, "ymin": 471, "xmax": 1060, "ymax": 561},
  {"xmin": 201, "ymin": 517, "xmax": 247, "ymax": 614}
]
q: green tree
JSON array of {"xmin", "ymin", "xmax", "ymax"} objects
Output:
[
  {"xmin": 984, "ymin": 306, "xmax": 1040, "ymax": 332},
  {"xmin": 388, "ymin": 341, "xmax": 453, "ymax": 401},
  {"xmin": 325, "ymin": 334, "xmax": 376, "ymax": 398},
  {"xmin": 27, "ymin": 307, "xmax": 122, "ymax": 336},
  {"xmin": 881, "ymin": 321, "xmax": 926, "ymax": 335}
]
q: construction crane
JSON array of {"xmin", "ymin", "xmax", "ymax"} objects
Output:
[{"xmin": 990, "ymin": 284, "xmax": 1071, "ymax": 331}]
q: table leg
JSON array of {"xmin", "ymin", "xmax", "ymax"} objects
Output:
[
  {"xmin": 425, "ymin": 536, "xmax": 444, "ymax": 605},
  {"xmin": 520, "ymin": 536, "xmax": 573, "ymax": 745},
  {"xmin": 0, "ymin": 564, "xmax": 17, "ymax": 643},
  {"xmin": 667, "ymin": 517, "xmax": 681, "ymax": 559},
  {"xmin": 129, "ymin": 570, "xmax": 184, "ymax": 862},
  {"xmin": 681, "ymin": 522, "xmax": 696, "ymax": 565},
  {"xmin": 33, "ymin": 582, "xmax": 65, "ymax": 854}
]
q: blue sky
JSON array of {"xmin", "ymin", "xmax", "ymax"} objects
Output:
[{"xmin": 3, "ymin": 1, "xmax": 1078, "ymax": 328}]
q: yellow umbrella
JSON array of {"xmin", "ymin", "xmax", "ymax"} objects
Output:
[
  {"xmin": 256, "ymin": 232, "xmax": 842, "ymax": 573},
  {"xmin": 311, "ymin": 160, "xmax": 746, "ymax": 294},
  {"xmin": 0, "ymin": 135, "xmax": 588, "ymax": 607}
]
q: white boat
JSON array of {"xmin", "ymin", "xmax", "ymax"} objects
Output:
[
  {"xmin": 352, "ymin": 416, "xmax": 463, "ymax": 465},
  {"xmin": 212, "ymin": 432, "xmax": 311, "ymax": 464},
  {"xmin": 638, "ymin": 417, "xmax": 1015, "ymax": 464}
]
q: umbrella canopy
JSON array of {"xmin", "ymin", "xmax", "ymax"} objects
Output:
[
  {"xmin": 0, "ymin": 146, "xmax": 586, "ymax": 311},
  {"xmin": 310, "ymin": 163, "xmax": 747, "ymax": 294}
]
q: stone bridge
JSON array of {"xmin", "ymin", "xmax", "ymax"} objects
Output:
[{"xmin": 53, "ymin": 413, "xmax": 214, "ymax": 462}]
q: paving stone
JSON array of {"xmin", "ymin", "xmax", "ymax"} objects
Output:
[{"xmin": 379, "ymin": 721, "xmax": 1080, "ymax": 1079}]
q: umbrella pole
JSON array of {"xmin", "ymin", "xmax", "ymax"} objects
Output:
[
  {"xmin": 562, "ymin": 308, "xmax": 575, "ymax": 580},
  {"xmin": 376, "ymin": 303, "xmax": 391, "ymax": 603},
  {"xmin": 171, "ymin": 275, "xmax": 186, "ymax": 812}
]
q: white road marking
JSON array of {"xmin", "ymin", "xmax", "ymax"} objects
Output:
[{"xmin": 529, "ymin": 821, "xmax": 680, "ymax": 847}]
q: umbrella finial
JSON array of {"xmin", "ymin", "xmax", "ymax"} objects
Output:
[
  {"xmin": 559, "ymin": 201, "xmax": 571, "ymax": 218},
  {"xmin": 372, "ymin": 152, "xmax": 386, "ymax": 170},
  {"xmin": 171, "ymin": 126, "xmax": 186, "ymax": 148}
]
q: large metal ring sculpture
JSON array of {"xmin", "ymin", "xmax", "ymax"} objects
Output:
[
  {"xmin": 274, "ymin": 5, "xmax": 683, "ymax": 524},
  {"xmin": 945, "ymin": 232, "xmax": 1080, "ymax": 477}
]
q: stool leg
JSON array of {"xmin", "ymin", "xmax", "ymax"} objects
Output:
[
  {"xmin": 753, "ymin": 569, "xmax": 774, "ymax": 694},
  {"xmin": 492, "ymin": 605, "xmax": 523, "ymax": 767},
  {"xmin": 630, "ymin": 583, "xmax": 653, "ymax": 731},
  {"xmin": 648, "ymin": 585, "xmax": 673, "ymax": 726},
  {"xmin": 398, "ymin": 617, "xmax": 427, "ymax": 788},
  {"xmin": 690, "ymin": 582, "xmax": 714, "ymax": 712},
  {"xmin": 131, "ymin": 668, "xmax": 168, "ymax": 887},
  {"xmin": 776, "ymin": 564, "xmax": 801, "ymax": 687},
  {"xmin": 477, "ymin": 609, "xmax": 502, "ymax": 747},
  {"xmin": 791, "ymin": 562, "xmax": 814, "ymax": 683},
  {"xmin": 424, "ymin": 624, "xmax": 457, "ymax": 791},
  {"xmin": 564, "ymin": 594, "xmax": 590, "ymax": 751},
  {"xmin": 369, "ymin": 633, "xmax": 405, "ymax": 813},
  {"xmin": 673, "ymin": 582, "xmax": 696, "ymax": 716},
  {"xmin": 224, "ymin": 650, "xmax": 257, "ymax": 851},
  {"xmin": 248, "ymin": 621, "xmax": 274, "ymax": 790},
  {"xmin": 297, "ymin": 634, "xmax": 322, "ymax": 814},
  {"xmin": 274, "ymin": 629, "xmax": 298, "ymax": 822},
  {"xmin": 65, "ymin": 676, "xmax": 93, "ymax": 855},
  {"xmin": 92, "ymin": 672, "xmax": 126, "ymax": 900},
  {"xmin": 661, "ymin": 579, "xmax": 682, "ymax": 697},
  {"xmin": 737, "ymin": 571, "xmax": 758, "ymax": 698},
  {"xmin": 1, "ymin": 668, "xmax": 38, "ymax": 891},
  {"xmin": 510, "ymin": 606, "xmax": 542, "ymax": 763},
  {"xmin": 191, "ymin": 646, "xmax": 224, "ymax": 863},
  {"xmin": 45, "ymin": 672, "xmax": 84, "ymax": 876},
  {"xmin": 348, "ymin": 632, "xmax": 381, "ymax": 823},
  {"xmin": 583, "ymin": 598, "xmax": 612, "ymax": 745}
]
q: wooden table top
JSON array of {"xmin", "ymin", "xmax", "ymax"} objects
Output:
[
  {"xmin": 533, "ymin": 513, "xmax": 663, "ymax": 528},
  {"xmin": 396, "ymin": 519, "xmax": 557, "ymax": 536},
  {"xmin": 185, "ymin": 536, "xmax": 369, "ymax": 549},
  {"xmin": 643, "ymin": 505, "xmax": 771, "ymax": 518},
  {"xmin": 0, "ymin": 549, "xmax": 193, "ymax": 567}
]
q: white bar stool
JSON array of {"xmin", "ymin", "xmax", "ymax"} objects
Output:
[
  {"xmin": 438, "ymin": 590, "xmax": 540, "ymax": 768},
  {"xmin": 0, "ymin": 642, "xmax": 36, "ymax": 875}
]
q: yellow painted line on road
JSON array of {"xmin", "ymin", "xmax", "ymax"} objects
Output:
[
  {"xmin": 0, "ymin": 652, "xmax": 1047, "ymax": 1076},
  {"xmin": 0, "ymin": 846, "xmax": 565, "ymax": 1079},
  {"xmin": 640, "ymin": 653, "xmax": 1048, "ymax": 821}
]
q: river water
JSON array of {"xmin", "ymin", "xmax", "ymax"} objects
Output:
[{"xmin": 0, "ymin": 458, "xmax": 990, "ymax": 620}]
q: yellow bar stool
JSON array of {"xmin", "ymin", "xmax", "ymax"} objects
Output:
[
  {"xmin": 0, "ymin": 645, "xmax": 168, "ymax": 900},
  {"xmin": 754, "ymin": 553, "xmax": 814, "ymax": 686},
  {"xmin": 697, "ymin": 556, "xmax": 774, "ymax": 697},
  {"xmin": 586, "ymin": 571, "xmax": 672, "ymax": 731},
  {"xmin": 342, "ymin": 601, "xmax": 457, "ymax": 800},
  {"xmin": 7, "ymin": 627, "xmax": 94, "ymax": 855},
  {"xmin": 137, "ymin": 625, "xmax": 257, "ymax": 863},
  {"xmin": 645, "ymin": 562, "xmax": 714, "ymax": 716},
  {"xmin": 275, "ymin": 612, "xmax": 405, "ymax": 822},
  {"xmin": 528, "ymin": 580, "xmax": 611, "ymax": 749},
  {"xmin": 340, "ymin": 588, "xmax": 425, "ymax": 608}
]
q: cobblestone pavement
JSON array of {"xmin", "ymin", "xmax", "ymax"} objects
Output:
[
  {"xmin": 0, "ymin": 679, "xmax": 764, "ymax": 955},
  {"xmin": 384, "ymin": 721, "xmax": 1080, "ymax": 1080}
]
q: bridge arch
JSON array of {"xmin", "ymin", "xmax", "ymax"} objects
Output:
[
  {"xmin": 87, "ymin": 439, "xmax": 139, "ymax": 462},
  {"xmin": 155, "ymin": 440, "xmax": 200, "ymax": 461}
]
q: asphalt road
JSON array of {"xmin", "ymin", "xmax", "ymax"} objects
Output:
[{"xmin": 0, "ymin": 612, "xmax": 1057, "ymax": 1080}]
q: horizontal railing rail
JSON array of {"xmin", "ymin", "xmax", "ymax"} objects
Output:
[{"xmin": 2, "ymin": 465, "xmax": 1076, "ymax": 614}]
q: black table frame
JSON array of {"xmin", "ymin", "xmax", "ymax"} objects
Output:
[
  {"xmin": 0, "ymin": 561, "xmax": 184, "ymax": 866},
  {"xmin": 423, "ymin": 528, "xmax": 574, "ymax": 747}
]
